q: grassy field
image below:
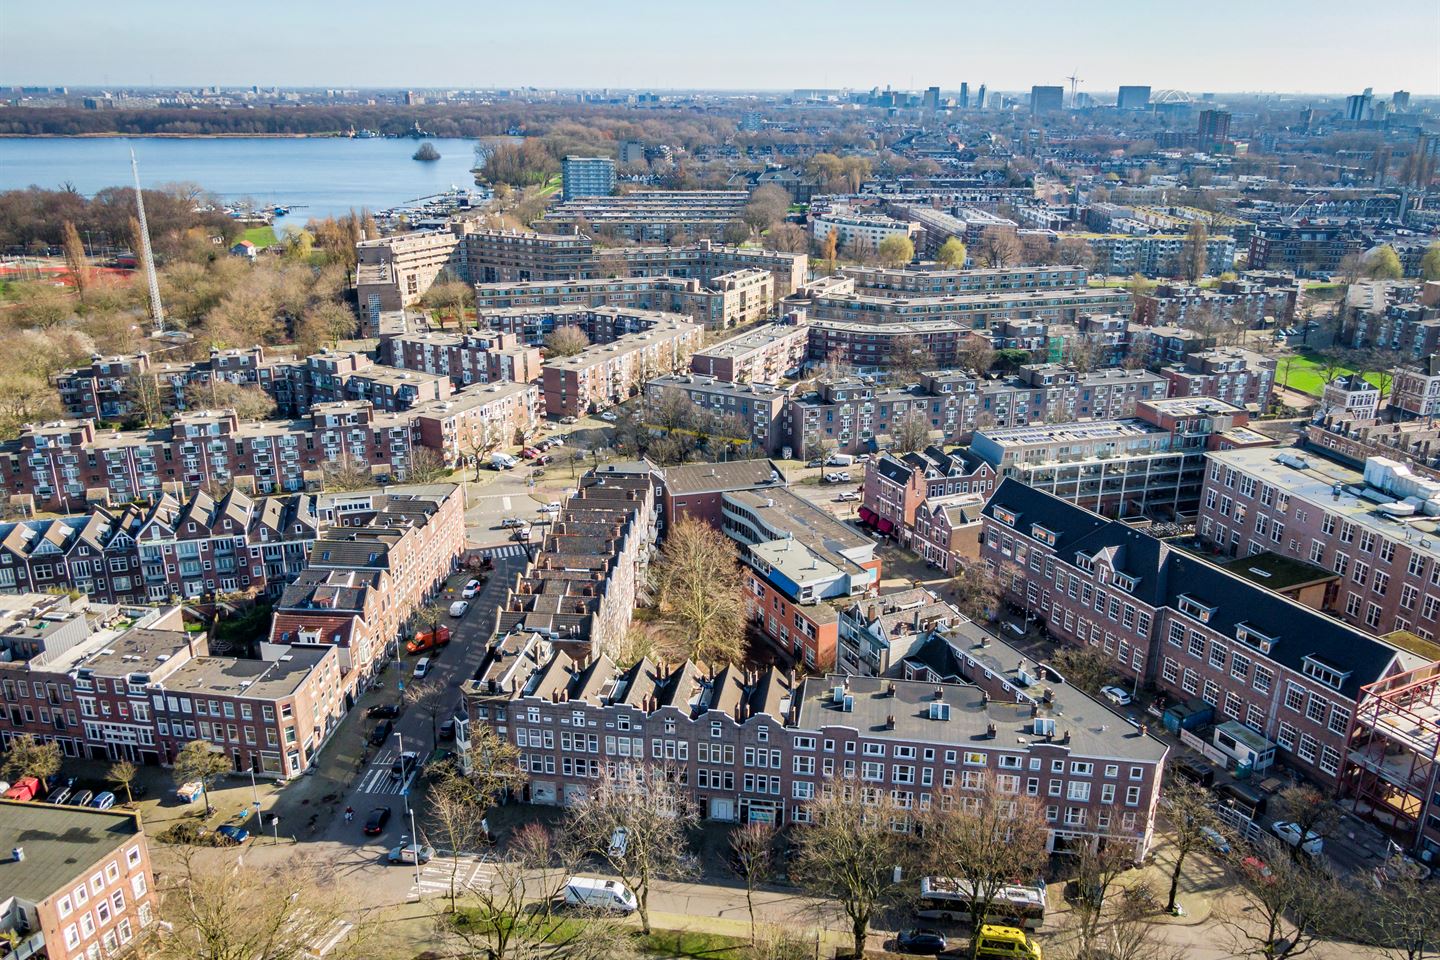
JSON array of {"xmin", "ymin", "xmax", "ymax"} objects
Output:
[
  {"xmin": 1278, "ymin": 351, "xmax": 1386, "ymax": 395},
  {"xmin": 241, "ymin": 224, "xmax": 278, "ymax": 248}
]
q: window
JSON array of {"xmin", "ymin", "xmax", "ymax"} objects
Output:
[
  {"xmin": 1125, "ymin": 786, "xmax": 1141, "ymax": 806},
  {"xmin": 1202, "ymin": 679, "xmax": 1219, "ymax": 706},
  {"xmin": 1067, "ymin": 781, "xmax": 1091, "ymax": 801},
  {"xmin": 1182, "ymin": 668, "xmax": 1199, "ymax": 695},
  {"xmin": 1167, "ymin": 622, "xmax": 1184, "ymax": 647},
  {"xmin": 1231, "ymin": 652, "xmax": 1251, "ymax": 682},
  {"xmin": 1319, "ymin": 745, "xmax": 1342, "ymax": 776},
  {"xmin": 1328, "ymin": 704, "xmax": 1351, "ymax": 736},
  {"xmin": 1277, "ymin": 722, "xmax": 1298, "ymax": 750},
  {"xmin": 1284, "ymin": 683, "xmax": 1306, "ymax": 712},
  {"xmin": 1245, "ymin": 704, "xmax": 1266, "ymax": 732},
  {"xmin": 1298, "ymin": 735, "xmax": 1318, "ymax": 763},
  {"xmin": 1208, "ymin": 641, "xmax": 1226, "ymax": 670},
  {"xmin": 1162, "ymin": 658, "xmax": 1179, "ymax": 684},
  {"xmin": 1253, "ymin": 665, "xmax": 1273, "ymax": 694},
  {"xmin": 1224, "ymin": 691, "xmax": 1242, "ymax": 720},
  {"xmin": 1305, "ymin": 694, "xmax": 1329, "ymax": 725}
]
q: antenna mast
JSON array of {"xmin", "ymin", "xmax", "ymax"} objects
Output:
[{"xmin": 130, "ymin": 150, "xmax": 165, "ymax": 333}]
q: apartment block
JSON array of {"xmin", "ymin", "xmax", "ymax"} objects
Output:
[
  {"xmin": 1303, "ymin": 416, "xmax": 1440, "ymax": 477},
  {"xmin": 263, "ymin": 351, "xmax": 453, "ymax": 416},
  {"xmin": 561, "ymin": 156, "xmax": 617, "ymax": 201},
  {"xmin": 1159, "ymin": 348, "xmax": 1278, "ymax": 413},
  {"xmin": 644, "ymin": 374, "xmax": 789, "ymax": 456},
  {"xmin": 492, "ymin": 464, "xmax": 658, "ymax": 662},
  {"xmin": 542, "ymin": 318, "xmax": 701, "ymax": 418},
  {"xmin": 475, "ymin": 273, "xmax": 773, "ymax": 331},
  {"xmin": 1076, "ymin": 234, "xmax": 1237, "ymax": 279},
  {"xmin": 1341, "ymin": 281, "xmax": 1440, "ymax": 359},
  {"xmin": 1196, "ymin": 448, "xmax": 1440, "ymax": 641},
  {"xmin": 810, "ymin": 211, "xmax": 922, "ymax": 250},
  {"xmin": 980, "ymin": 478, "xmax": 1419, "ymax": 788},
  {"xmin": 1392, "ymin": 354, "xmax": 1440, "ymax": 419},
  {"xmin": 655, "ymin": 459, "xmax": 786, "ymax": 532},
  {"xmin": 804, "ymin": 285, "xmax": 1133, "ymax": 339},
  {"xmin": 690, "ymin": 314, "xmax": 811, "ymax": 384},
  {"xmin": 467, "ymin": 617, "xmax": 1166, "ymax": 856},
  {"xmin": 463, "ymin": 227, "xmax": 595, "ymax": 284},
  {"xmin": 0, "ymin": 801, "xmax": 159, "ymax": 960},
  {"xmin": 1246, "ymin": 223, "xmax": 1365, "ymax": 278},
  {"xmin": 356, "ymin": 224, "xmax": 467, "ymax": 310},
  {"xmin": 841, "ymin": 265, "xmax": 1089, "ymax": 296},
  {"xmin": 1135, "ymin": 280, "xmax": 1300, "ymax": 330},
  {"xmin": 1128, "ymin": 325, "xmax": 1217, "ymax": 367},
  {"xmin": 861, "ymin": 447, "xmax": 996, "ymax": 571},
  {"xmin": 55, "ymin": 346, "xmax": 277, "ymax": 423},
  {"xmin": 0, "ymin": 402, "xmax": 422, "ymax": 513},
  {"xmin": 537, "ymin": 191, "xmax": 751, "ymax": 243},
  {"xmin": 723, "ymin": 487, "xmax": 881, "ymax": 670},
  {"xmin": 381, "ymin": 329, "xmax": 544, "ymax": 388},
  {"xmin": 1320, "ymin": 374, "xmax": 1382, "ymax": 420},
  {"xmin": 409, "ymin": 381, "xmax": 543, "ymax": 468},
  {"xmin": 269, "ymin": 485, "xmax": 466, "ymax": 695}
]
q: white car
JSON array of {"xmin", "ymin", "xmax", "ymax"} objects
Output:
[
  {"xmin": 824, "ymin": 472, "xmax": 851, "ymax": 483},
  {"xmin": 837, "ymin": 491, "xmax": 860, "ymax": 502},
  {"xmin": 1100, "ymin": 685, "xmax": 1133, "ymax": 706},
  {"xmin": 461, "ymin": 579, "xmax": 482, "ymax": 599},
  {"xmin": 1271, "ymin": 821, "xmax": 1323, "ymax": 856},
  {"xmin": 500, "ymin": 517, "xmax": 527, "ymax": 529},
  {"xmin": 448, "ymin": 600, "xmax": 470, "ymax": 618},
  {"xmin": 539, "ymin": 502, "xmax": 561, "ymax": 514},
  {"xmin": 599, "ymin": 411, "xmax": 618, "ymax": 422}
]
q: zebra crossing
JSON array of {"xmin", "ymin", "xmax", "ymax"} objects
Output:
[
  {"xmin": 355, "ymin": 749, "xmax": 417, "ymax": 796},
  {"xmin": 407, "ymin": 855, "xmax": 493, "ymax": 900},
  {"xmin": 481, "ymin": 544, "xmax": 527, "ymax": 560}
]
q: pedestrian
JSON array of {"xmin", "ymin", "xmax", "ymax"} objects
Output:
[{"xmin": 344, "ymin": 806, "xmax": 354, "ymax": 822}]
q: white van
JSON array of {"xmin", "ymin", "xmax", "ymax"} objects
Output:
[
  {"xmin": 413, "ymin": 657, "xmax": 432, "ymax": 679},
  {"xmin": 491, "ymin": 453, "xmax": 518, "ymax": 470},
  {"xmin": 561, "ymin": 876, "xmax": 637, "ymax": 913},
  {"xmin": 826, "ymin": 453, "xmax": 855, "ymax": 466}
]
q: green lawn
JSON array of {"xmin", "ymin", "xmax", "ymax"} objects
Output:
[
  {"xmin": 241, "ymin": 225, "xmax": 278, "ymax": 248},
  {"xmin": 1278, "ymin": 351, "xmax": 1386, "ymax": 396}
]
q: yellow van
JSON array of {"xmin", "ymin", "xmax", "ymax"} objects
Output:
[{"xmin": 974, "ymin": 924, "xmax": 1043, "ymax": 960}]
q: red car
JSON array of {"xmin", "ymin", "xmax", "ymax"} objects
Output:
[
  {"xmin": 521, "ymin": 448, "xmax": 540, "ymax": 459},
  {"xmin": 2, "ymin": 776, "xmax": 41, "ymax": 801}
]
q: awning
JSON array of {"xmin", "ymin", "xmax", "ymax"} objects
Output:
[
  {"xmin": 857, "ymin": 507, "xmax": 877, "ymax": 525},
  {"xmin": 877, "ymin": 518, "xmax": 895, "ymax": 534}
]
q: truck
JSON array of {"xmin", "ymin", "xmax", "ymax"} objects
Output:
[
  {"xmin": 405, "ymin": 626, "xmax": 452, "ymax": 655},
  {"xmin": 490, "ymin": 453, "xmax": 518, "ymax": 470},
  {"xmin": 825, "ymin": 453, "xmax": 855, "ymax": 466},
  {"xmin": 2, "ymin": 776, "xmax": 42, "ymax": 802},
  {"xmin": 560, "ymin": 876, "xmax": 637, "ymax": 913}
]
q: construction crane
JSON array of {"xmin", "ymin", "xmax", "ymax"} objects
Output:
[
  {"xmin": 130, "ymin": 149, "xmax": 165, "ymax": 333},
  {"xmin": 1065, "ymin": 69, "xmax": 1082, "ymax": 108}
]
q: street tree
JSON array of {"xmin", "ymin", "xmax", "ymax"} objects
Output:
[
  {"xmin": 936, "ymin": 237, "xmax": 968, "ymax": 268},
  {"xmin": 652, "ymin": 517, "xmax": 747, "ymax": 670},
  {"xmin": 321, "ymin": 453, "xmax": 373, "ymax": 492},
  {"xmin": 887, "ymin": 333, "xmax": 935, "ymax": 385},
  {"xmin": 424, "ymin": 775, "xmax": 494, "ymax": 914},
  {"xmin": 892, "ymin": 409, "xmax": 931, "ymax": 454},
  {"xmin": 975, "ymin": 227, "xmax": 1021, "ymax": 268},
  {"xmin": 1372, "ymin": 872, "xmax": 1440, "ymax": 960},
  {"xmin": 0, "ymin": 733, "xmax": 62, "ymax": 784},
  {"xmin": 543, "ymin": 326, "xmax": 590, "ymax": 358},
  {"xmin": 1047, "ymin": 646, "xmax": 1114, "ymax": 696},
  {"xmin": 951, "ymin": 558, "xmax": 1001, "ymax": 622},
  {"xmin": 406, "ymin": 445, "xmax": 449, "ymax": 484},
  {"xmin": 1271, "ymin": 783, "xmax": 1342, "ymax": 862},
  {"xmin": 564, "ymin": 764, "xmax": 698, "ymax": 936},
  {"xmin": 62, "ymin": 220, "xmax": 90, "ymax": 299},
  {"xmin": 108, "ymin": 759, "xmax": 139, "ymax": 806},
  {"xmin": 918, "ymin": 779, "xmax": 1049, "ymax": 948},
  {"xmin": 791, "ymin": 779, "xmax": 910, "ymax": 959},
  {"xmin": 1087, "ymin": 882, "xmax": 1188, "ymax": 960},
  {"xmin": 173, "ymin": 739, "xmax": 230, "ymax": 815},
  {"xmin": 1063, "ymin": 835, "xmax": 1141, "ymax": 960},
  {"xmin": 958, "ymin": 336, "xmax": 996, "ymax": 378},
  {"xmin": 1421, "ymin": 242, "xmax": 1440, "ymax": 282},
  {"xmin": 729, "ymin": 821, "xmax": 777, "ymax": 943},
  {"xmin": 158, "ymin": 846, "xmax": 364, "ymax": 960},
  {"xmin": 877, "ymin": 234, "xmax": 915, "ymax": 268},
  {"xmin": 1221, "ymin": 850, "xmax": 1344, "ymax": 959},
  {"xmin": 1364, "ymin": 245, "xmax": 1404, "ymax": 280}
]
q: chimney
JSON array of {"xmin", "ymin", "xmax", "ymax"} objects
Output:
[
  {"xmin": 934, "ymin": 686, "xmax": 944, "ymax": 701},
  {"xmin": 1062, "ymin": 729, "xmax": 1071, "ymax": 744},
  {"xmin": 885, "ymin": 714, "xmax": 895, "ymax": 730},
  {"xmin": 986, "ymin": 721, "xmax": 996, "ymax": 739},
  {"xmin": 886, "ymin": 682, "xmax": 897, "ymax": 698},
  {"xmin": 1139, "ymin": 724, "xmax": 1148, "ymax": 737}
]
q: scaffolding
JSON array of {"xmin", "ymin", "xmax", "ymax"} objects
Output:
[{"xmin": 1345, "ymin": 661, "xmax": 1440, "ymax": 855}]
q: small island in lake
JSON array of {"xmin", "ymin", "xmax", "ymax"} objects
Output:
[{"xmin": 412, "ymin": 142, "xmax": 441, "ymax": 162}]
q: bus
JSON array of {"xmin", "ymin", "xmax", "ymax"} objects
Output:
[{"xmin": 915, "ymin": 877, "xmax": 1047, "ymax": 930}]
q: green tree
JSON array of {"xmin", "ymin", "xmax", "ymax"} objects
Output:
[
  {"xmin": 0, "ymin": 734, "xmax": 62, "ymax": 785},
  {"xmin": 936, "ymin": 236, "xmax": 968, "ymax": 268},
  {"xmin": 1420, "ymin": 242, "xmax": 1440, "ymax": 281},
  {"xmin": 173, "ymin": 739, "xmax": 230, "ymax": 815},
  {"xmin": 877, "ymin": 234, "xmax": 915, "ymax": 268},
  {"xmin": 109, "ymin": 760, "xmax": 139, "ymax": 806},
  {"xmin": 1364, "ymin": 245, "xmax": 1404, "ymax": 280}
]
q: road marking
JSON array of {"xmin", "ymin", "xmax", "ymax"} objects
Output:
[
  {"xmin": 305, "ymin": 919, "xmax": 355, "ymax": 959},
  {"xmin": 481, "ymin": 545, "xmax": 526, "ymax": 560},
  {"xmin": 502, "ymin": 496, "xmax": 512, "ymax": 511},
  {"xmin": 407, "ymin": 856, "xmax": 494, "ymax": 898}
]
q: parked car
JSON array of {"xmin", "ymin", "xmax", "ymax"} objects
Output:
[
  {"xmin": 70, "ymin": 790, "xmax": 95, "ymax": 808},
  {"xmin": 1240, "ymin": 856, "xmax": 1275, "ymax": 883},
  {"xmin": 388, "ymin": 842, "xmax": 435, "ymax": 865},
  {"xmin": 539, "ymin": 502, "xmax": 561, "ymax": 513},
  {"xmin": 366, "ymin": 703, "xmax": 401, "ymax": 720},
  {"xmin": 1100, "ymin": 685, "xmax": 1133, "ymax": 706},
  {"xmin": 369, "ymin": 719, "xmax": 394, "ymax": 747},
  {"xmin": 521, "ymin": 448, "xmax": 540, "ymax": 460},
  {"xmin": 413, "ymin": 657, "xmax": 432, "ymax": 680},
  {"xmin": 598, "ymin": 411, "xmax": 618, "ymax": 422},
  {"xmin": 534, "ymin": 454, "xmax": 552, "ymax": 466},
  {"xmin": 448, "ymin": 600, "xmax": 470, "ymax": 618},
  {"xmin": 823, "ymin": 472, "xmax": 851, "ymax": 483},
  {"xmin": 837, "ymin": 491, "xmax": 860, "ymax": 502},
  {"xmin": 3, "ymin": 777, "xmax": 42, "ymax": 802},
  {"xmin": 806, "ymin": 458, "xmax": 824, "ymax": 468},
  {"xmin": 547, "ymin": 437, "xmax": 563, "ymax": 447},
  {"xmin": 559, "ymin": 416, "xmax": 578, "ymax": 424},
  {"xmin": 389, "ymin": 752, "xmax": 420, "ymax": 781},
  {"xmin": 215, "ymin": 825, "xmax": 251, "ymax": 845},
  {"xmin": 1271, "ymin": 820, "xmax": 1324, "ymax": 856},
  {"xmin": 500, "ymin": 517, "xmax": 527, "ymax": 528},
  {"xmin": 405, "ymin": 626, "xmax": 452, "ymax": 655},
  {"xmin": 1200, "ymin": 826, "xmax": 1231, "ymax": 854},
  {"xmin": 90, "ymin": 792, "xmax": 116, "ymax": 810},
  {"xmin": 461, "ymin": 579, "xmax": 483, "ymax": 599},
  {"xmin": 896, "ymin": 929, "xmax": 948, "ymax": 954},
  {"xmin": 439, "ymin": 718, "xmax": 456, "ymax": 740},
  {"xmin": 175, "ymin": 781, "xmax": 204, "ymax": 803},
  {"xmin": 364, "ymin": 807, "xmax": 392, "ymax": 836},
  {"xmin": 46, "ymin": 786, "xmax": 73, "ymax": 806},
  {"xmin": 608, "ymin": 827, "xmax": 630, "ymax": 859}
]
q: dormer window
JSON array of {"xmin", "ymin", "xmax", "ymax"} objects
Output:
[
  {"xmin": 1074, "ymin": 554, "xmax": 1094, "ymax": 572},
  {"xmin": 1031, "ymin": 525, "xmax": 1057, "ymax": 547},
  {"xmin": 1235, "ymin": 623, "xmax": 1276, "ymax": 653},
  {"xmin": 993, "ymin": 507, "xmax": 1018, "ymax": 528},
  {"xmin": 1114, "ymin": 573, "xmax": 1137, "ymax": 593},
  {"xmin": 1301, "ymin": 656, "xmax": 1350, "ymax": 691},
  {"xmin": 1176, "ymin": 594, "xmax": 1216, "ymax": 624}
]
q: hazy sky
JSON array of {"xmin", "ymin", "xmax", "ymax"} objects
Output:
[{"xmin": 6, "ymin": 0, "xmax": 1437, "ymax": 95}]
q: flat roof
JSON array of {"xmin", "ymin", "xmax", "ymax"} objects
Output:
[
  {"xmin": 978, "ymin": 419, "xmax": 1166, "ymax": 447},
  {"xmin": 1221, "ymin": 551, "xmax": 1337, "ymax": 591},
  {"xmin": 0, "ymin": 800, "xmax": 143, "ymax": 904},
  {"xmin": 158, "ymin": 649, "xmax": 330, "ymax": 700},
  {"xmin": 694, "ymin": 322, "xmax": 809, "ymax": 359},
  {"xmin": 662, "ymin": 460, "xmax": 781, "ymax": 496}
]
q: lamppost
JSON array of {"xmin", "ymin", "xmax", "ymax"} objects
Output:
[{"xmin": 409, "ymin": 805, "xmax": 421, "ymax": 889}]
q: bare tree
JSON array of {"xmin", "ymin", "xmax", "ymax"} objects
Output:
[
  {"xmin": 406, "ymin": 445, "xmax": 449, "ymax": 484},
  {"xmin": 1159, "ymin": 779, "xmax": 1222, "ymax": 914},
  {"xmin": 424, "ymin": 775, "xmax": 494, "ymax": 914},
  {"xmin": 158, "ymin": 847, "xmax": 364, "ymax": 960},
  {"xmin": 918, "ymin": 779, "xmax": 1050, "ymax": 950},
  {"xmin": 743, "ymin": 185, "xmax": 791, "ymax": 237},
  {"xmin": 791, "ymin": 779, "xmax": 910, "ymax": 959},
  {"xmin": 958, "ymin": 336, "xmax": 996, "ymax": 378},
  {"xmin": 108, "ymin": 759, "xmax": 139, "ymax": 806},
  {"xmin": 564, "ymin": 764, "xmax": 698, "ymax": 936},
  {"xmin": 951, "ymin": 558, "xmax": 1001, "ymax": 622},
  {"xmin": 1062, "ymin": 834, "xmax": 1140, "ymax": 960},
  {"xmin": 892, "ymin": 409, "xmax": 931, "ymax": 454},
  {"xmin": 1271, "ymin": 784, "xmax": 1342, "ymax": 862},
  {"xmin": 652, "ymin": 517, "xmax": 747, "ymax": 670},
  {"xmin": 321, "ymin": 453, "xmax": 374, "ymax": 492},
  {"xmin": 172, "ymin": 739, "xmax": 230, "ymax": 816},
  {"xmin": 1091, "ymin": 882, "xmax": 1189, "ymax": 960},
  {"xmin": 975, "ymin": 227, "xmax": 1022, "ymax": 268},
  {"xmin": 1220, "ymin": 849, "xmax": 1344, "ymax": 959},
  {"xmin": 730, "ymin": 821, "xmax": 777, "ymax": 943},
  {"xmin": 1182, "ymin": 220, "xmax": 1210, "ymax": 282},
  {"xmin": 887, "ymin": 333, "xmax": 935, "ymax": 385},
  {"xmin": 766, "ymin": 223, "xmax": 810, "ymax": 254},
  {"xmin": 127, "ymin": 372, "xmax": 166, "ymax": 427},
  {"xmin": 1372, "ymin": 871, "xmax": 1440, "ymax": 960},
  {"xmin": 543, "ymin": 326, "xmax": 590, "ymax": 358}
]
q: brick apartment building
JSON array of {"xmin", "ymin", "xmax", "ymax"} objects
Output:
[
  {"xmin": 1134, "ymin": 279, "xmax": 1300, "ymax": 330},
  {"xmin": 55, "ymin": 346, "xmax": 277, "ymax": 422},
  {"xmin": 1392, "ymin": 354, "xmax": 1440, "ymax": 419},
  {"xmin": 381, "ymin": 329, "xmax": 544, "ymax": 388},
  {"xmin": 492, "ymin": 464, "xmax": 659, "ymax": 663},
  {"xmin": 0, "ymin": 801, "xmax": 160, "ymax": 960},
  {"xmin": 0, "ymin": 402, "xmax": 422, "ymax": 513},
  {"xmin": 269, "ymin": 485, "xmax": 466, "ymax": 696},
  {"xmin": 838, "ymin": 265, "xmax": 1090, "ymax": 296},
  {"xmin": 644, "ymin": 375, "xmax": 790, "ymax": 456},
  {"xmin": 655, "ymin": 459, "xmax": 785, "ymax": 532},
  {"xmin": 0, "ymin": 600, "xmax": 344, "ymax": 777},
  {"xmin": 356, "ymin": 222, "xmax": 469, "ymax": 310},
  {"xmin": 723, "ymin": 487, "xmax": 882, "ymax": 671},
  {"xmin": 475, "ymin": 274, "xmax": 773, "ymax": 331},
  {"xmin": 536, "ymin": 191, "xmax": 751, "ymax": 243},
  {"xmin": 980, "ymin": 478, "xmax": 1421, "ymax": 788},
  {"xmin": 262, "ymin": 351, "xmax": 453, "ymax": 417},
  {"xmin": 1196, "ymin": 448, "xmax": 1440, "ymax": 641},
  {"xmin": 1159, "ymin": 348, "xmax": 1277, "ymax": 413},
  {"xmin": 409, "ymin": 381, "xmax": 543, "ymax": 468},
  {"xmin": 465, "ymin": 618, "xmax": 1167, "ymax": 857},
  {"xmin": 861, "ymin": 446, "xmax": 996, "ymax": 570},
  {"xmin": 689, "ymin": 314, "xmax": 811, "ymax": 384},
  {"xmin": 542, "ymin": 318, "xmax": 701, "ymax": 418}
]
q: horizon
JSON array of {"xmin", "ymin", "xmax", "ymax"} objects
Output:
[{"xmin": 5, "ymin": 0, "xmax": 1437, "ymax": 95}]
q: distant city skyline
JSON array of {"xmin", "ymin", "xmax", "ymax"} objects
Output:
[{"xmin": 6, "ymin": 0, "xmax": 1437, "ymax": 96}]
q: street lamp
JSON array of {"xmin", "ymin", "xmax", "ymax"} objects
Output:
[{"xmin": 409, "ymin": 806, "xmax": 421, "ymax": 889}]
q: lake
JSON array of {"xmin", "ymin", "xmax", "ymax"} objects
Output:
[{"xmin": 0, "ymin": 136, "xmax": 484, "ymax": 229}]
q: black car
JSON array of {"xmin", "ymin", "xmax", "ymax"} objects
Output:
[
  {"xmin": 366, "ymin": 703, "xmax": 401, "ymax": 720},
  {"xmin": 438, "ymin": 718, "xmax": 456, "ymax": 740},
  {"xmin": 895, "ymin": 929, "xmax": 947, "ymax": 954},
  {"xmin": 363, "ymin": 807, "xmax": 391, "ymax": 836},
  {"xmin": 369, "ymin": 719, "xmax": 393, "ymax": 747}
]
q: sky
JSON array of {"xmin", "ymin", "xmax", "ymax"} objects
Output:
[{"xmin": 5, "ymin": 0, "xmax": 1437, "ymax": 95}]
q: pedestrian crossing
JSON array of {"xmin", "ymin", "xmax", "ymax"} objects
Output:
[
  {"xmin": 407, "ymin": 855, "xmax": 493, "ymax": 899},
  {"xmin": 481, "ymin": 544, "xmax": 527, "ymax": 560},
  {"xmin": 304, "ymin": 918, "xmax": 355, "ymax": 960},
  {"xmin": 355, "ymin": 749, "xmax": 418, "ymax": 796}
]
